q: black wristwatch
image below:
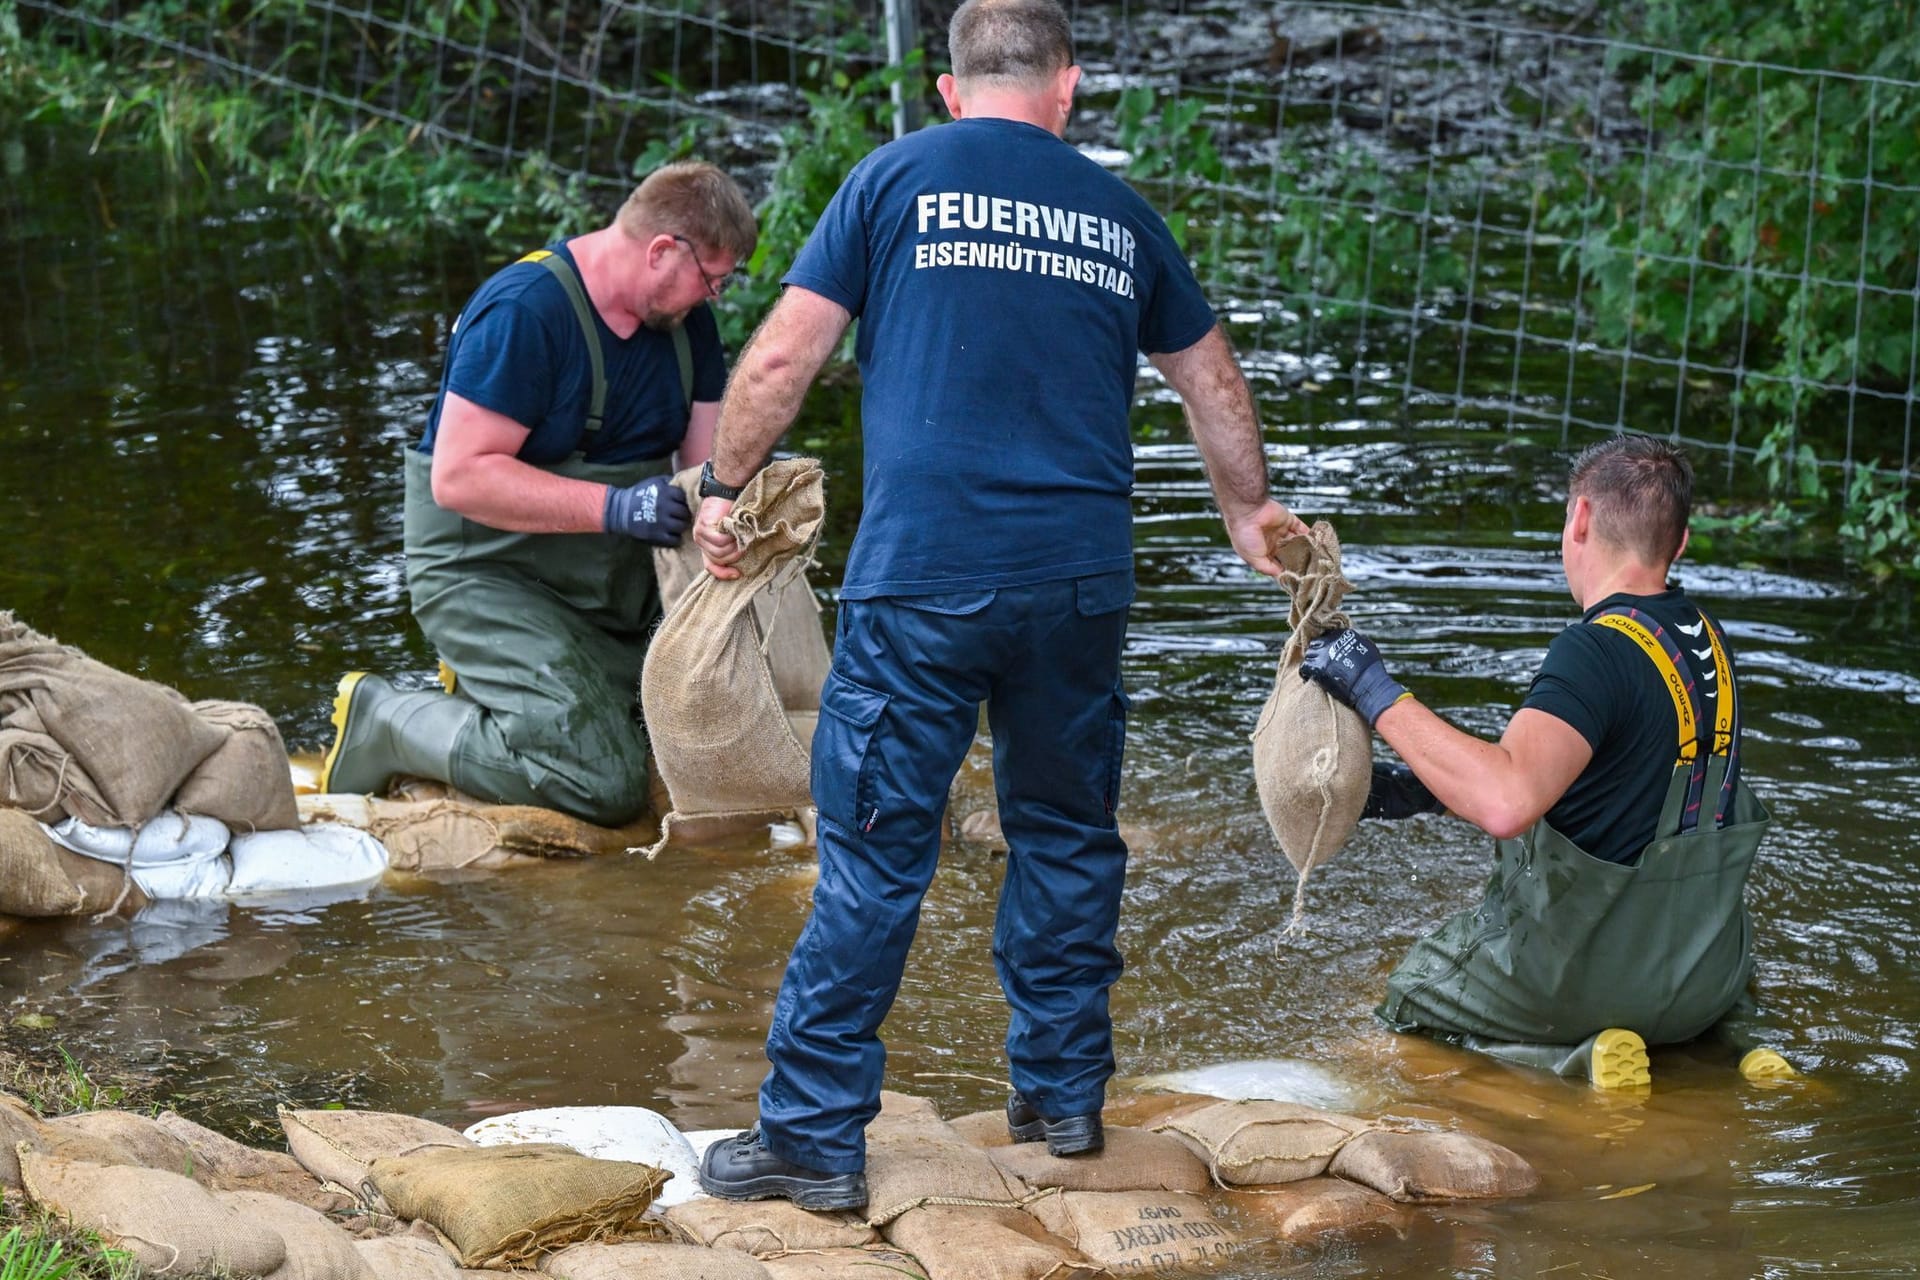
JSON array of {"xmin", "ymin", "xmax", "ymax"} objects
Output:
[{"xmin": 697, "ymin": 459, "xmax": 745, "ymax": 501}]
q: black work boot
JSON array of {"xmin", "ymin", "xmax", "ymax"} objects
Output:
[
  {"xmin": 1006, "ymin": 1090, "xmax": 1104, "ymax": 1157},
  {"xmin": 697, "ymin": 1124, "xmax": 868, "ymax": 1211}
]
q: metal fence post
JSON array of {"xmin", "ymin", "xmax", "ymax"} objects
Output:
[{"xmin": 884, "ymin": 0, "xmax": 921, "ymax": 139}]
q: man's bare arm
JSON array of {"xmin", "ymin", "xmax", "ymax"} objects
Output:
[
  {"xmin": 1376, "ymin": 700, "xmax": 1593, "ymax": 839},
  {"xmin": 429, "ymin": 393, "xmax": 604, "ymax": 533},
  {"xmin": 1149, "ymin": 325, "xmax": 1306, "ymax": 577}
]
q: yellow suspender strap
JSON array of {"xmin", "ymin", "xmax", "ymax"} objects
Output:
[
  {"xmin": 1701, "ymin": 613, "xmax": 1735, "ymax": 755},
  {"xmin": 1591, "ymin": 614, "xmax": 1697, "ymax": 767}
]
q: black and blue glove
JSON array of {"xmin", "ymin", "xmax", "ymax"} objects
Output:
[
  {"xmin": 604, "ymin": 474, "xmax": 691, "ymax": 546},
  {"xmin": 1362, "ymin": 761, "xmax": 1442, "ymax": 820},
  {"xmin": 1299, "ymin": 627, "xmax": 1410, "ymax": 727}
]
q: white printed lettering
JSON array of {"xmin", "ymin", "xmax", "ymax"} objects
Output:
[{"xmin": 917, "ymin": 193, "xmax": 939, "ymax": 234}]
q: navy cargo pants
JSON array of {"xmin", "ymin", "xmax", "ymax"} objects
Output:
[{"xmin": 757, "ymin": 571, "xmax": 1134, "ymax": 1173}]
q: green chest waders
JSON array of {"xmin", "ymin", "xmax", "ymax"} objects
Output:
[
  {"xmin": 1378, "ymin": 607, "xmax": 1771, "ymax": 1064},
  {"xmin": 399, "ymin": 250, "xmax": 695, "ymax": 826}
]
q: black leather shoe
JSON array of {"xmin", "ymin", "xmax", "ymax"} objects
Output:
[
  {"xmin": 1005, "ymin": 1090, "xmax": 1104, "ymax": 1157},
  {"xmin": 697, "ymin": 1124, "xmax": 868, "ymax": 1211}
]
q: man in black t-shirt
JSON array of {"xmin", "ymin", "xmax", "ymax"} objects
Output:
[{"xmin": 1301, "ymin": 436, "xmax": 1792, "ymax": 1088}]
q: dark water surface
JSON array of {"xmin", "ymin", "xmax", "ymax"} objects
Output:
[{"xmin": 3, "ymin": 130, "xmax": 1919, "ymax": 1278}]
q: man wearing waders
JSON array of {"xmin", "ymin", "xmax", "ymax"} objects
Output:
[
  {"xmin": 690, "ymin": 0, "xmax": 1308, "ymax": 1211},
  {"xmin": 317, "ymin": 162, "xmax": 757, "ymax": 826},
  {"xmin": 1300, "ymin": 436, "xmax": 1793, "ymax": 1089}
]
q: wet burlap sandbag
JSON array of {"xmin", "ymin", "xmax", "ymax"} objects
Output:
[
  {"xmin": 0, "ymin": 612, "xmax": 228, "ymax": 826},
  {"xmin": 1023, "ymin": 1189, "xmax": 1246, "ymax": 1274},
  {"xmin": 219, "ymin": 1189, "xmax": 375, "ymax": 1280},
  {"xmin": 355, "ymin": 1235, "xmax": 462, "ymax": 1280},
  {"xmin": 0, "ymin": 1094, "xmax": 44, "ymax": 1189},
  {"xmin": 297, "ymin": 794, "xmax": 647, "ymax": 871},
  {"xmin": 0, "ymin": 809, "xmax": 146, "ymax": 917},
  {"xmin": 639, "ymin": 459, "xmax": 826, "ymax": 856},
  {"xmin": 759, "ymin": 1246, "xmax": 928, "ymax": 1280},
  {"xmin": 988, "ymin": 1127, "xmax": 1211, "ymax": 1194},
  {"xmin": 1248, "ymin": 522, "xmax": 1371, "ymax": 931},
  {"xmin": 156, "ymin": 1111, "xmax": 354, "ymax": 1214},
  {"xmin": 545, "ymin": 1241, "xmax": 772, "ymax": 1280},
  {"xmin": 881, "ymin": 1205, "xmax": 1102, "ymax": 1280},
  {"xmin": 19, "ymin": 1146, "xmax": 288, "ymax": 1276},
  {"xmin": 1149, "ymin": 1100, "xmax": 1373, "ymax": 1187},
  {"xmin": 41, "ymin": 1111, "xmax": 196, "ymax": 1176},
  {"xmin": 1222, "ymin": 1177, "xmax": 1408, "ymax": 1243},
  {"xmin": 175, "ymin": 700, "xmax": 302, "ymax": 832},
  {"xmin": 1327, "ymin": 1127, "xmax": 1539, "ymax": 1202},
  {"xmin": 653, "ymin": 466, "xmax": 832, "ymax": 717},
  {"xmin": 280, "ymin": 1108, "xmax": 475, "ymax": 1198},
  {"xmin": 366, "ymin": 1143, "xmax": 671, "ymax": 1268},
  {"xmin": 660, "ymin": 1197, "xmax": 877, "ymax": 1255}
]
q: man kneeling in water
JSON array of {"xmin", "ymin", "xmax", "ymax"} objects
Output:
[{"xmin": 1300, "ymin": 435, "xmax": 1793, "ymax": 1088}]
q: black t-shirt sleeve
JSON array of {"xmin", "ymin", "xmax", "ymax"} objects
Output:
[
  {"xmin": 1520, "ymin": 624, "xmax": 1623, "ymax": 752},
  {"xmin": 686, "ymin": 304, "xmax": 727, "ymax": 403}
]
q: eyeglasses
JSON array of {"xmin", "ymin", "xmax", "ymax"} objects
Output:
[{"xmin": 672, "ymin": 235, "xmax": 735, "ymax": 298}]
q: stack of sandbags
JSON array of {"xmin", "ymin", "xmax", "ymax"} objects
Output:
[
  {"xmin": 1248, "ymin": 523, "xmax": 1372, "ymax": 931},
  {"xmin": 639, "ymin": 460, "xmax": 827, "ymax": 856}
]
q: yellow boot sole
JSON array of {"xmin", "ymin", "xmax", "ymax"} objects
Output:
[
  {"xmin": 317, "ymin": 671, "xmax": 370, "ymax": 794},
  {"xmin": 1590, "ymin": 1028, "xmax": 1652, "ymax": 1090},
  {"xmin": 1739, "ymin": 1047, "xmax": 1799, "ymax": 1082}
]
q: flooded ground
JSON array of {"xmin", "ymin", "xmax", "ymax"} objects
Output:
[{"xmin": 3, "ymin": 122, "xmax": 1919, "ymax": 1278}]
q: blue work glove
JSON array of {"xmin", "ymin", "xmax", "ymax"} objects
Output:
[
  {"xmin": 1299, "ymin": 628, "xmax": 1410, "ymax": 727},
  {"xmin": 604, "ymin": 474, "xmax": 691, "ymax": 546},
  {"xmin": 1362, "ymin": 762, "xmax": 1442, "ymax": 820}
]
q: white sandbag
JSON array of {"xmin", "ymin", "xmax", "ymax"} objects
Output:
[
  {"xmin": 46, "ymin": 811, "xmax": 232, "ymax": 862},
  {"xmin": 1125, "ymin": 1058, "xmax": 1381, "ymax": 1113},
  {"xmin": 228, "ymin": 824, "xmax": 388, "ymax": 897},
  {"xmin": 47, "ymin": 811, "xmax": 234, "ymax": 899},
  {"xmin": 464, "ymin": 1107, "xmax": 700, "ymax": 1209}
]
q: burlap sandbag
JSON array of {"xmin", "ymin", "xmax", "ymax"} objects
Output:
[
  {"xmin": 1327, "ymin": 1127, "xmax": 1539, "ymax": 1202},
  {"xmin": 759, "ymin": 1247, "xmax": 927, "ymax": 1280},
  {"xmin": 654, "ymin": 466, "xmax": 832, "ymax": 717},
  {"xmin": 0, "ymin": 1094, "xmax": 44, "ymax": 1188},
  {"xmin": 175, "ymin": 700, "xmax": 302, "ymax": 832},
  {"xmin": 19, "ymin": 1146, "xmax": 288, "ymax": 1276},
  {"xmin": 1222, "ymin": 1177, "xmax": 1407, "ymax": 1243},
  {"xmin": 989, "ymin": 1127, "xmax": 1210, "ymax": 1194},
  {"xmin": 356, "ymin": 1235, "xmax": 462, "ymax": 1280},
  {"xmin": 42, "ymin": 1110, "xmax": 196, "ymax": 1177},
  {"xmin": 545, "ymin": 1241, "xmax": 772, "ymax": 1280},
  {"xmin": 660, "ymin": 1197, "xmax": 877, "ymax": 1255},
  {"xmin": 639, "ymin": 460, "xmax": 826, "ymax": 855},
  {"xmin": 881, "ymin": 1205, "xmax": 1101, "ymax": 1280},
  {"xmin": 0, "ymin": 808, "xmax": 146, "ymax": 917},
  {"xmin": 280, "ymin": 1108, "xmax": 475, "ymax": 1197},
  {"xmin": 366, "ymin": 1143, "xmax": 670, "ymax": 1268},
  {"xmin": 220, "ymin": 1189, "xmax": 375, "ymax": 1280},
  {"xmin": 298, "ymin": 794, "xmax": 648, "ymax": 871},
  {"xmin": 0, "ymin": 612, "xmax": 228, "ymax": 826},
  {"xmin": 1024, "ymin": 1190, "xmax": 1245, "ymax": 1274},
  {"xmin": 864, "ymin": 1098, "xmax": 1029, "ymax": 1228},
  {"xmin": 945, "ymin": 1109, "xmax": 1014, "ymax": 1150},
  {"xmin": 158, "ymin": 1112, "xmax": 354, "ymax": 1213},
  {"xmin": 1149, "ymin": 1100, "xmax": 1372, "ymax": 1187},
  {"xmin": 1248, "ymin": 523, "xmax": 1371, "ymax": 930}
]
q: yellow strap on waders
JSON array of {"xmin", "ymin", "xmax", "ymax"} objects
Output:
[{"xmin": 1592, "ymin": 613, "xmax": 1698, "ymax": 768}]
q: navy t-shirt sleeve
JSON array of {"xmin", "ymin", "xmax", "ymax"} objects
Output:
[
  {"xmin": 1519, "ymin": 624, "xmax": 1619, "ymax": 752},
  {"xmin": 1135, "ymin": 212, "xmax": 1216, "ymax": 355},
  {"xmin": 444, "ymin": 299, "xmax": 560, "ymax": 431},
  {"xmin": 784, "ymin": 170, "xmax": 869, "ymax": 316},
  {"xmin": 687, "ymin": 305, "xmax": 727, "ymax": 402}
]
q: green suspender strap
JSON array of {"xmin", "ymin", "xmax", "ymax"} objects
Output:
[
  {"xmin": 516, "ymin": 250, "xmax": 695, "ymax": 444},
  {"xmin": 1590, "ymin": 607, "xmax": 1739, "ymax": 834}
]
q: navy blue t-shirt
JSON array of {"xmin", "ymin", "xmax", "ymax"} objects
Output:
[
  {"xmin": 1521, "ymin": 588, "xmax": 1738, "ymax": 864},
  {"xmin": 785, "ymin": 117, "xmax": 1217, "ymax": 598},
  {"xmin": 417, "ymin": 241, "xmax": 727, "ymax": 466}
]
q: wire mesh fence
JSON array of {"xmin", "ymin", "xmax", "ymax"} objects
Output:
[{"xmin": 12, "ymin": 0, "xmax": 1917, "ymax": 488}]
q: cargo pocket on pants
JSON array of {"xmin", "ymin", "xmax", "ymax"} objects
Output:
[
  {"xmin": 1102, "ymin": 685, "xmax": 1130, "ymax": 824},
  {"xmin": 814, "ymin": 671, "xmax": 890, "ymax": 837}
]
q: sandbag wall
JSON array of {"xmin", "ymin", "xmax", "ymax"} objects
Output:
[{"xmin": 1, "ymin": 1087, "xmax": 1538, "ymax": 1280}]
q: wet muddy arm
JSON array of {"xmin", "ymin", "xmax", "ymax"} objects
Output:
[
  {"xmin": 1375, "ymin": 701, "xmax": 1592, "ymax": 840},
  {"xmin": 1149, "ymin": 325, "xmax": 1306, "ymax": 577}
]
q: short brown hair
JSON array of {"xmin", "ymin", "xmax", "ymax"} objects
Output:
[
  {"xmin": 1568, "ymin": 434, "xmax": 1694, "ymax": 565},
  {"xmin": 949, "ymin": 0, "xmax": 1074, "ymax": 84},
  {"xmin": 617, "ymin": 161, "xmax": 757, "ymax": 264}
]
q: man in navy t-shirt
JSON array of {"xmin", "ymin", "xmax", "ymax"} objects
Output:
[
  {"xmin": 1301, "ymin": 436, "xmax": 1787, "ymax": 1089},
  {"xmin": 317, "ymin": 162, "xmax": 756, "ymax": 826},
  {"xmin": 695, "ymin": 0, "xmax": 1306, "ymax": 1210}
]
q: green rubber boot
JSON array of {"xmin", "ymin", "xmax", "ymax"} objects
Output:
[{"xmin": 318, "ymin": 673, "xmax": 477, "ymax": 796}]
